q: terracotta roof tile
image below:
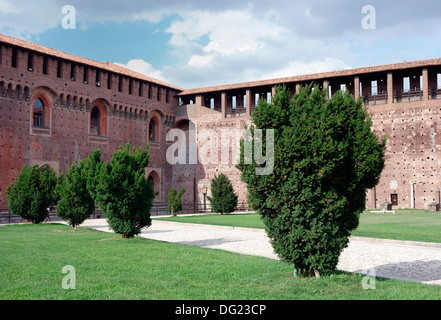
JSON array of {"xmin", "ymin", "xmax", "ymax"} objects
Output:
[
  {"xmin": 0, "ymin": 33, "xmax": 182, "ymax": 91},
  {"xmin": 178, "ymin": 57, "xmax": 441, "ymax": 96},
  {"xmin": 3, "ymin": 33, "xmax": 440, "ymax": 97}
]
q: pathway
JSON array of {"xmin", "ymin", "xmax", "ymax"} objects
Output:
[{"xmin": 79, "ymin": 219, "xmax": 441, "ymax": 286}]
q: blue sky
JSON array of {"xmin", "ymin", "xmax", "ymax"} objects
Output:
[
  {"xmin": 36, "ymin": 19, "xmax": 174, "ymax": 66},
  {"xmin": 1, "ymin": 0, "xmax": 441, "ymax": 89}
]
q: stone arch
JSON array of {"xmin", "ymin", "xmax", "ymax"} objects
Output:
[
  {"xmin": 147, "ymin": 170, "xmax": 161, "ymax": 202},
  {"xmin": 7, "ymin": 83, "xmax": 14, "ymax": 98},
  {"xmin": 30, "ymin": 142, "xmax": 43, "ymax": 161},
  {"xmin": 79, "ymin": 97, "xmax": 85, "ymax": 110},
  {"xmin": 32, "ymin": 86, "xmax": 57, "ymax": 102},
  {"xmin": 66, "ymin": 94, "xmax": 73, "ymax": 108},
  {"xmin": 89, "ymin": 99, "xmax": 109, "ymax": 136},
  {"xmin": 73, "ymin": 96, "xmax": 78, "ymax": 109},
  {"xmin": 148, "ymin": 115, "xmax": 160, "ymax": 142},
  {"xmin": 37, "ymin": 163, "xmax": 59, "ymax": 178},
  {"xmin": 15, "ymin": 84, "xmax": 23, "ymax": 100},
  {"xmin": 23, "ymin": 86, "xmax": 31, "ymax": 101},
  {"xmin": 31, "ymin": 93, "xmax": 51, "ymax": 128},
  {"xmin": 38, "ymin": 163, "xmax": 54, "ymax": 172}
]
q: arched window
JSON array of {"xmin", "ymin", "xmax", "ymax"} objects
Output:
[
  {"xmin": 33, "ymin": 98, "xmax": 45, "ymax": 127},
  {"xmin": 149, "ymin": 117, "xmax": 159, "ymax": 142},
  {"xmin": 90, "ymin": 106, "xmax": 101, "ymax": 136}
]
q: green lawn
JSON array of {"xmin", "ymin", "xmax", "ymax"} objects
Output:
[
  {"xmin": 155, "ymin": 213, "xmax": 266, "ymax": 229},
  {"xmin": 1, "ymin": 223, "xmax": 441, "ymax": 300},
  {"xmin": 353, "ymin": 210, "xmax": 441, "ymax": 243},
  {"xmin": 155, "ymin": 210, "xmax": 441, "ymax": 244}
]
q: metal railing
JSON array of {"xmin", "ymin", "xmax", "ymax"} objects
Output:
[
  {"xmin": 0, "ymin": 202, "xmax": 252, "ymax": 224},
  {"xmin": 429, "ymin": 87, "xmax": 441, "ymax": 100},
  {"xmin": 226, "ymin": 106, "xmax": 247, "ymax": 117},
  {"xmin": 362, "ymin": 92, "xmax": 388, "ymax": 106},
  {"xmin": 394, "ymin": 89, "xmax": 423, "ymax": 103}
]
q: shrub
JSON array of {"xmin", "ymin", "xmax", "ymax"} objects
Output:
[
  {"xmin": 237, "ymin": 85, "xmax": 386, "ymax": 278},
  {"xmin": 5, "ymin": 165, "xmax": 58, "ymax": 224},
  {"xmin": 95, "ymin": 143, "xmax": 154, "ymax": 238},
  {"xmin": 82, "ymin": 149, "xmax": 105, "ymax": 201},
  {"xmin": 167, "ymin": 188, "xmax": 186, "ymax": 216},
  {"xmin": 56, "ymin": 160, "xmax": 95, "ymax": 229},
  {"xmin": 207, "ymin": 174, "xmax": 238, "ymax": 214}
]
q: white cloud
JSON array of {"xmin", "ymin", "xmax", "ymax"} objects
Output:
[
  {"xmin": 0, "ymin": 0, "xmax": 61, "ymax": 38},
  {"xmin": 114, "ymin": 59, "xmax": 167, "ymax": 83},
  {"xmin": 262, "ymin": 58, "xmax": 352, "ymax": 80},
  {"xmin": 2, "ymin": 0, "xmax": 441, "ymax": 89},
  {"xmin": 188, "ymin": 55, "xmax": 213, "ymax": 67},
  {"xmin": 166, "ymin": 10, "xmax": 288, "ymax": 56},
  {"xmin": 160, "ymin": 9, "xmax": 355, "ymax": 88},
  {"xmin": 0, "ymin": 0, "xmax": 22, "ymax": 14}
]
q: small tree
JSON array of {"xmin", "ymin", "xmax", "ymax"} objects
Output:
[
  {"xmin": 82, "ymin": 149, "xmax": 104, "ymax": 201},
  {"xmin": 56, "ymin": 160, "xmax": 95, "ymax": 230},
  {"xmin": 95, "ymin": 143, "xmax": 154, "ymax": 238},
  {"xmin": 167, "ymin": 188, "xmax": 186, "ymax": 216},
  {"xmin": 238, "ymin": 85, "xmax": 386, "ymax": 278},
  {"xmin": 207, "ymin": 174, "xmax": 238, "ymax": 214},
  {"xmin": 5, "ymin": 164, "xmax": 58, "ymax": 224}
]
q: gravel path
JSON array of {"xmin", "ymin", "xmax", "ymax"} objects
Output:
[{"xmin": 79, "ymin": 219, "xmax": 441, "ymax": 286}]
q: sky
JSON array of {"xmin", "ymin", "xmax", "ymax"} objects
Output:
[{"xmin": 1, "ymin": 0, "xmax": 441, "ymax": 89}]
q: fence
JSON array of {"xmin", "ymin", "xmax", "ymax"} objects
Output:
[{"xmin": 0, "ymin": 201, "xmax": 251, "ymax": 224}]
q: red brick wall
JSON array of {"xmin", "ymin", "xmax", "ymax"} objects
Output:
[
  {"xmin": 366, "ymin": 101, "xmax": 441, "ymax": 209},
  {"xmin": 0, "ymin": 43, "xmax": 178, "ymax": 208}
]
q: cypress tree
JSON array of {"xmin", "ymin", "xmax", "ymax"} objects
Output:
[
  {"xmin": 6, "ymin": 165, "xmax": 58, "ymax": 224},
  {"xmin": 56, "ymin": 160, "xmax": 95, "ymax": 230},
  {"xmin": 95, "ymin": 143, "xmax": 154, "ymax": 239},
  {"xmin": 207, "ymin": 173, "xmax": 238, "ymax": 214},
  {"xmin": 167, "ymin": 188, "xmax": 186, "ymax": 216},
  {"xmin": 237, "ymin": 85, "xmax": 386, "ymax": 278}
]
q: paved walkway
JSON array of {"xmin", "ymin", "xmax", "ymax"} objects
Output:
[{"xmin": 79, "ymin": 218, "xmax": 441, "ymax": 286}]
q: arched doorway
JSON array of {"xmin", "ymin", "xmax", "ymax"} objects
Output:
[{"xmin": 147, "ymin": 170, "xmax": 161, "ymax": 202}]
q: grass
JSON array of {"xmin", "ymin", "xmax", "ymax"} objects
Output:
[
  {"xmin": 1, "ymin": 223, "xmax": 441, "ymax": 300},
  {"xmin": 155, "ymin": 213, "xmax": 265, "ymax": 229},
  {"xmin": 155, "ymin": 210, "xmax": 441, "ymax": 244},
  {"xmin": 353, "ymin": 210, "xmax": 441, "ymax": 243}
]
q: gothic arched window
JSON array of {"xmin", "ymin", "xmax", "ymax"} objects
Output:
[
  {"xmin": 149, "ymin": 117, "xmax": 159, "ymax": 142},
  {"xmin": 90, "ymin": 106, "xmax": 101, "ymax": 136},
  {"xmin": 33, "ymin": 98, "xmax": 45, "ymax": 127}
]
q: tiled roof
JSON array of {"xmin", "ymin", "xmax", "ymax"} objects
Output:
[
  {"xmin": 0, "ymin": 33, "xmax": 182, "ymax": 91},
  {"xmin": 3, "ymin": 32, "xmax": 441, "ymax": 97},
  {"xmin": 178, "ymin": 57, "xmax": 441, "ymax": 96}
]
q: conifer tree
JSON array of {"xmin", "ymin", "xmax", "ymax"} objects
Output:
[
  {"xmin": 167, "ymin": 188, "xmax": 186, "ymax": 216},
  {"xmin": 6, "ymin": 164, "xmax": 58, "ymax": 224},
  {"xmin": 238, "ymin": 85, "xmax": 386, "ymax": 278},
  {"xmin": 56, "ymin": 160, "xmax": 95, "ymax": 230},
  {"xmin": 95, "ymin": 143, "xmax": 154, "ymax": 238},
  {"xmin": 82, "ymin": 149, "xmax": 104, "ymax": 201},
  {"xmin": 207, "ymin": 174, "xmax": 238, "ymax": 214}
]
